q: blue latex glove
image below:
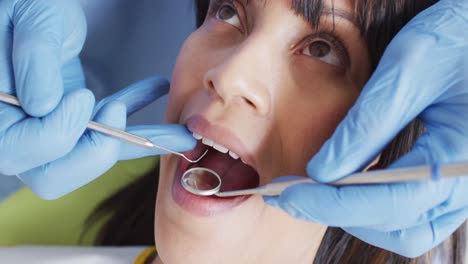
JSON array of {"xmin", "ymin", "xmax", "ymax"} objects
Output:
[
  {"xmin": 0, "ymin": 0, "xmax": 196, "ymax": 199},
  {"xmin": 264, "ymin": 0, "xmax": 468, "ymax": 258}
]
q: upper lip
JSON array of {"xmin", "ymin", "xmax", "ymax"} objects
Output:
[{"xmin": 186, "ymin": 115, "xmax": 257, "ymax": 169}]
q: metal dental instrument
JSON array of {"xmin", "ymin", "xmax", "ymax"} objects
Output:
[
  {"xmin": 0, "ymin": 92, "xmax": 208, "ymax": 163},
  {"xmin": 181, "ymin": 167, "xmax": 222, "ymax": 196},
  {"xmin": 181, "ymin": 161, "xmax": 468, "ymax": 197}
]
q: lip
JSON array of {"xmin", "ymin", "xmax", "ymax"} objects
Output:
[
  {"xmin": 171, "ymin": 154, "xmax": 253, "ymax": 216},
  {"xmin": 186, "ymin": 115, "xmax": 257, "ymax": 169}
]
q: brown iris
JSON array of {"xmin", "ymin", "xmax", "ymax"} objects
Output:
[{"xmin": 308, "ymin": 41, "xmax": 331, "ymax": 58}]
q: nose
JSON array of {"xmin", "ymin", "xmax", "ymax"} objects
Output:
[{"xmin": 203, "ymin": 38, "xmax": 272, "ymax": 116}]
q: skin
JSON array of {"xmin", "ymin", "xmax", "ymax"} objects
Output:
[{"xmin": 154, "ymin": 0, "xmax": 371, "ymax": 263}]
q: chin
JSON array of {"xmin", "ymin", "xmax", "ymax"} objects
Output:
[{"xmin": 154, "ymin": 154, "xmax": 269, "ymax": 264}]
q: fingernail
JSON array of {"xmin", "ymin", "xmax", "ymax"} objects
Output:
[
  {"xmin": 281, "ymin": 202, "xmax": 321, "ymax": 223},
  {"xmin": 263, "ymin": 196, "xmax": 279, "ymax": 208}
]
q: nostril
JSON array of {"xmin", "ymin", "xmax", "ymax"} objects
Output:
[
  {"xmin": 242, "ymin": 97, "xmax": 256, "ymax": 109},
  {"xmin": 243, "ymin": 94, "xmax": 271, "ymax": 115},
  {"xmin": 206, "ymin": 79, "xmax": 222, "ymax": 99},
  {"xmin": 204, "ymin": 69, "xmax": 269, "ymax": 114},
  {"xmin": 207, "ymin": 80, "xmax": 215, "ymax": 91}
]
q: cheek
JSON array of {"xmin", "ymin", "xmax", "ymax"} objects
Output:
[
  {"xmin": 274, "ymin": 75, "xmax": 360, "ymax": 175},
  {"xmin": 277, "ymin": 112, "xmax": 345, "ymax": 175},
  {"xmin": 165, "ymin": 32, "xmax": 209, "ymax": 123}
]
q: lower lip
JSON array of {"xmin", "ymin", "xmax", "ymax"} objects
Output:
[{"xmin": 171, "ymin": 157, "xmax": 252, "ymax": 216}]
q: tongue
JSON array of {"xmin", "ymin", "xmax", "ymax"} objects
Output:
[{"xmin": 193, "ymin": 150, "xmax": 259, "ymax": 192}]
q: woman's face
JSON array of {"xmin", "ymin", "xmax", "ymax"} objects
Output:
[{"xmin": 156, "ymin": 0, "xmax": 371, "ymax": 263}]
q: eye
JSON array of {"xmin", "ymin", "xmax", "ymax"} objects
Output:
[
  {"xmin": 301, "ymin": 40, "xmax": 342, "ymax": 67},
  {"xmin": 216, "ymin": 5, "xmax": 242, "ymax": 29}
]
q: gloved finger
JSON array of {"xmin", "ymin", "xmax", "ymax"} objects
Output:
[
  {"xmin": 268, "ymin": 176, "xmax": 467, "ymax": 230},
  {"xmin": 0, "ymin": 58, "xmax": 85, "ymax": 148},
  {"xmin": 62, "ymin": 57, "xmax": 87, "ymax": 94},
  {"xmin": 382, "ymin": 132, "xmax": 468, "ymax": 223},
  {"xmin": 344, "ymin": 206, "xmax": 468, "ymax": 258},
  {"xmin": 0, "ymin": 89, "xmax": 94, "ymax": 175},
  {"xmin": 417, "ymin": 177, "xmax": 468, "ymax": 225},
  {"xmin": 9, "ymin": 0, "xmax": 86, "ymax": 117},
  {"xmin": 118, "ymin": 125, "xmax": 198, "ymax": 160},
  {"xmin": 307, "ymin": 0, "xmax": 467, "ymax": 183},
  {"xmin": 0, "ymin": 104, "xmax": 26, "ymax": 135},
  {"xmin": 93, "ymin": 76, "xmax": 170, "ymax": 117},
  {"xmin": 0, "ymin": 2, "xmax": 14, "ymax": 95},
  {"xmin": 404, "ymin": 105, "xmax": 468, "ymax": 166},
  {"xmin": 0, "ymin": 103, "xmax": 26, "ymax": 175},
  {"xmin": 18, "ymin": 100, "xmax": 126, "ymax": 200}
]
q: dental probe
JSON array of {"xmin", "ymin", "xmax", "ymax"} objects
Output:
[
  {"xmin": 0, "ymin": 92, "xmax": 207, "ymax": 163},
  {"xmin": 213, "ymin": 161, "xmax": 468, "ymax": 197}
]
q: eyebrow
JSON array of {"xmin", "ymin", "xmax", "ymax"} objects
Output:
[{"xmin": 286, "ymin": 0, "xmax": 360, "ymax": 30}]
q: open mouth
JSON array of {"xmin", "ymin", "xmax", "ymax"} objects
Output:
[
  {"xmin": 187, "ymin": 135, "xmax": 260, "ymax": 192},
  {"xmin": 171, "ymin": 118, "xmax": 260, "ymax": 216}
]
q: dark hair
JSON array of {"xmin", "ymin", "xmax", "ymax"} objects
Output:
[{"xmin": 84, "ymin": 1, "xmax": 466, "ymax": 263}]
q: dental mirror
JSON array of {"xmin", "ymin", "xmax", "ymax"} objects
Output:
[
  {"xmin": 181, "ymin": 161, "xmax": 468, "ymax": 197},
  {"xmin": 181, "ymin": 167, "xmax": 222, "ymax": 196}
]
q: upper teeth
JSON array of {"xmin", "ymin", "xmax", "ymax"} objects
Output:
[
  {"xmin": 193, "ymin": 133, "xmax": 203, "ymax": 140},
  {"xmin": 201, "ymin": 137, "xmax": 214, "ymax": 147},
  {"xmin": 193, "ymin": 132, "xmax": 241, "ymax": 161}
]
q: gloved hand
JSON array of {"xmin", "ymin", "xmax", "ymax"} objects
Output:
[
  {"xmin": 264, "ymin": 0, "xmax": 468, "ymax": 258},
  {"xmin": 0, "ymin": 0, "xmax": 196, "ymax": 199},
  {"xmin": 15, "ymin": 77, "xmax": 196, "ymax": 200}
]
